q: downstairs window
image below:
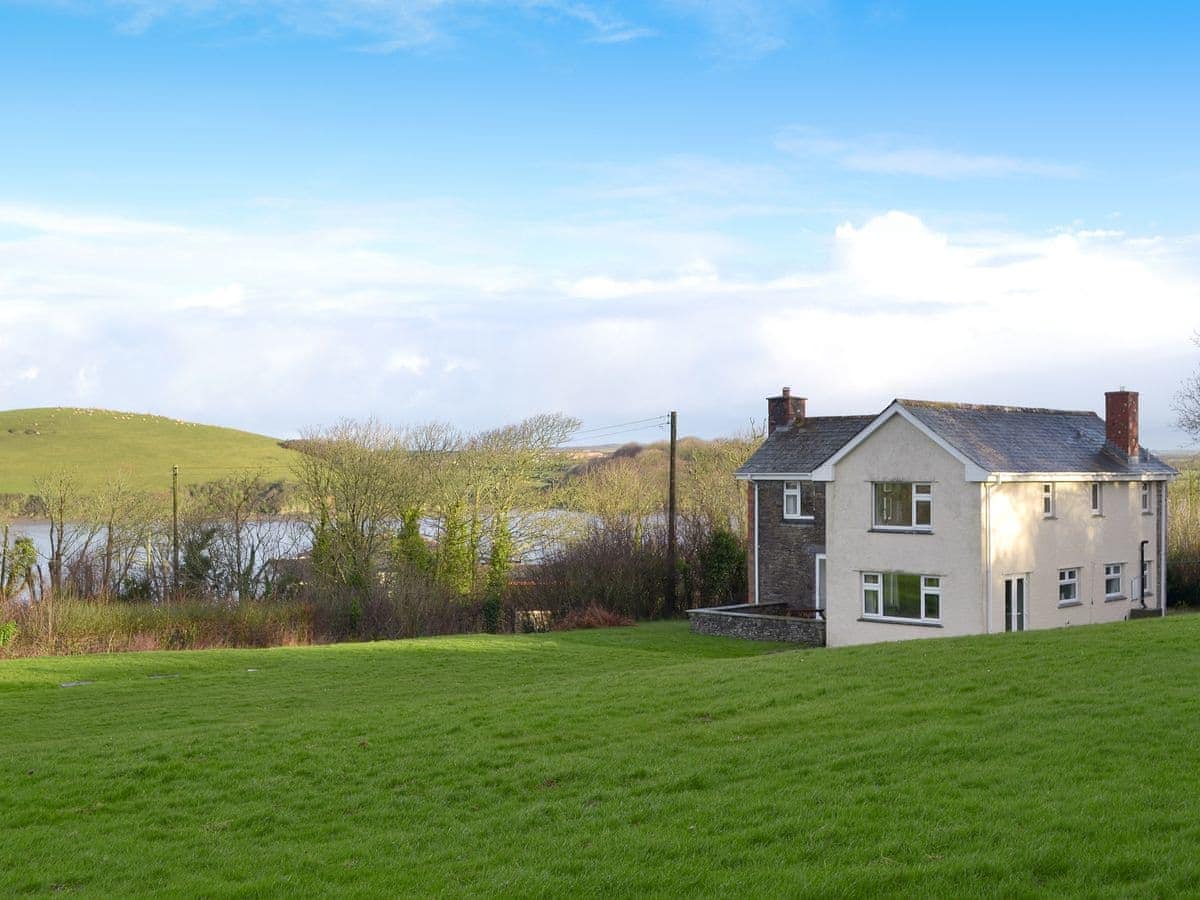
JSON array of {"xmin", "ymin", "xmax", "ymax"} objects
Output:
[{"xmin": 861, "ymin": 571, "xmax": 941, "ymax": 623}]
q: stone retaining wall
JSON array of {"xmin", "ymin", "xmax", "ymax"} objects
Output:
[{"xmin": 687, "ymin": 603, "xmax": 826, "ymax": 646}]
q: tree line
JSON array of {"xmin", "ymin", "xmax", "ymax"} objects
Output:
[{"xmin": 0, "ymin": 412, "xmax": 764, "ymax": 653}]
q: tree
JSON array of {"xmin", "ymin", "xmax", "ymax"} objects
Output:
[
  {"xmin": 292, "ymin": 419, "xmax": 412, "ymax": 601},
  {"xmin": 32, "ymin": 468, "xmax": 99, "ymax": 597},
  {"xmin": 467, "ymin": 413, "xmax": 580, "ymax": 588},
  {"xmin": 1175, "ymin": 332, "xmax": 1200, "ymax": 441},
  {"xmin": 199, "ymin": 471, "xmax": 302, "ymax": 601},
  {"xmin": 681, "ymin": 422, "xmax": 764, "ymax": 534},
  {"xmin": 92, "ymin": 469, "xmax": 157, "ymax": 600}
]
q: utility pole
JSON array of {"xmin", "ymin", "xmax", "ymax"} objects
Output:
[
  {"xmin": 171, "ymin": 464, "xmax": 180, "ymax": 601},
  {"xmin": 666, "ymin": 410, "xmax": 678, "ymax": 615}
]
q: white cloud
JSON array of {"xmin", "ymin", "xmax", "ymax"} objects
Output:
[
  {"xmin": 386, "ymin": 352, "xmax": 430, "ymax": 375},
  {"xmin": 81, "ymin": 0, "xmax": 650, "ymax": 49},
  {"xmin": 0, "ymin": 203, "xmax": 184, "ymax": 238},
  {"xmin": 0, "ymin": 200, "xmax": 1196, "ymax": 447},
  {"xmin": 778, "ymin": 129, "xmax": 1080, "ymax": 180}
]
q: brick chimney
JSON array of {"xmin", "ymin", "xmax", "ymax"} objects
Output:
[
  {"xmin": 1104, "ymin": 389, "xmax": 1139, "ymax": 460},
  {"xmin": 767, "ymin": 387, "xmax": 806, "ymax": 434}
]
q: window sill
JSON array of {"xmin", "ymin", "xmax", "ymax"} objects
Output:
[
  {"xmin": 1091, "ymin": 513, "xmax": 1104, "ymax": 518},
  {"xmin": 1058, "ymin": 599, "xmax": 1082, "ymax": 609},
  {"xmin": 868, "ymin": 528, "xmax": 934, "ymax": 535},
  {"xmin": 781, "ymin": 516, "xmax": 815, "ymax": 524},
  {"xmin": 858, "ymin": 616, "xmax": 943, "ymax": 628},
  {"xmin": 1043, "ymin": 515, "xmax": 1057, "ymax": 520},
  {"xmin": 1105, "ymin": 595, "xmax": 1128, "ymax": 603},
  {"xmin": 1142, "ymin": 511, "xmax": 1154, "ymax": 516}
]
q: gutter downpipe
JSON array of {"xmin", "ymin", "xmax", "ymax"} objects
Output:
[
  {"xmin": 753, "ymin": 481, "xmax": 760, "ymax": 606},
  {"xmin": 1161, "ymin": 482, "xmax": 1168, "ymax": 617},
  {"xmin": 1139, "ymin": 539, "xmax": 1149, "ymax": 609},
  {"xmin": 985, "ymin": 480, "xmax": 994, "ymax": 635}
]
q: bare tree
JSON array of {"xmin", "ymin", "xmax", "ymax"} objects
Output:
[
  {"xmin": 197, "ymin": 471, "xmax": 303, "ymax": 600},
  {"xmin": 293, "ymin": 419, "xmax": 412, "ymax": 595},
  {"xmin": 32, "ymin": 468, "xmax": 103, "ymax": 597},
  {"xmin": 571, "ymin": 455, "xmax": 663, "ymax": 542},
  {"xmin": 92, "ymin": 469, "xmax": 157, "ymax": 599},
  {"xmin": 1175, "ymin": 333, "xmax": 1200, "ymax": 442},
  {"xmin": 681, "ymin": 422, "xmax": 765, "ymax": 534},
  {"xmin": 468, "ymin": 413, "xmax": 580, "ymax": 583}
]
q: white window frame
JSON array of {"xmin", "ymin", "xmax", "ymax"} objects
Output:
[
  {"xmin": 782, "ymin": 481, "xmax": 811, "ymax": 521},
  {"xmin": 1141, "ymin": 559, "xmax": 1154, "ymax": 597},
  {"xmin": 1104, "ymin": 563, "xmax": 1124, "ymax": 599},
  {"xmin": 1090, "ymin": 482, "xmax": 1103, "ymax": 516},
  {"xmin": 860, "ymin": 571, "xmax": 942, "ymax": 624},
  {"xmin": 862, "ymin": 572, "xmax": 881, "ymax": 616},
  {"xmin": 1042, "ymin": 482, "xmax": 1055, "ymax": 518},
  {"xmin": 1059, "ymin": 568, "xmax": 1080, "ymax": 605},
  {"xmin": 871, "ymin": 482, "xmax": 933, "ymax": 532},
  {"xmin": 1141, "ymin": 482, "xmax": 1153, "ymax": 514}
]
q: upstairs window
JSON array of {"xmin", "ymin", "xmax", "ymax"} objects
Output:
[
  {"xmin": 1141, "ymin": 482, "xmax": 1153, "ymax": 514},
  {"xmin": 1042, "ymin": 483, "xmax": 1055, "ymax": 518},
  {"xmin": 1104, "ymin": 563, "xmax": 1124, "ymax": 598},
  {"xmin": 872, "ymin": 482, "xmax": 932, "ymax": 531},
  {"xmin": 782, "ymin": 481, "xmax": 812, "ymax": 520},
  {"xmin": 1091, "ymin": 482, "xmax": 1103, "ymax": 515},
  {"xmin": 1059, "ymin": 568, "xmax": 1079, "ymax": 604}
]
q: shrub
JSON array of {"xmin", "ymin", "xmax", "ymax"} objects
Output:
[
  {"xmin": 551, "ymin": 604, "xmax": 633, "ymax": 631},
  {"xmin": 516, "ymin": 522, "xmax": 668, "ymax": 621},
  {"xmin": 305, "ymin": 566, "xmax": 481, "ymax": 643},
  {"xmin": 0, "ymin": 597, "xmax": 312, "ymax": 656},
  {"xmin": 1168, "ymin": 469, "xmax": 1200, "ymax": 607}
]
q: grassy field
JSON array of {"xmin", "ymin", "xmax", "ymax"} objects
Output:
[
  {"xmin": 5, "ymin": 620, "xmax": 1200, "ymax": 895},
  {"xmin": 0, "ymin": 407, "xmax": 299, "ymax": 494}
]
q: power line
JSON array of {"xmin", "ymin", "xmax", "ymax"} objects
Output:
[
  {"xmin": 558, "ymin": 427, "xmax": 668, "ymax": 447},
  {"xmin": 570, "ymin": 415, "xmax": 669, "ymax": 436}
]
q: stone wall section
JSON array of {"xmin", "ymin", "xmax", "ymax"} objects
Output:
[
  {"xmin": 755, "ymin": 479, "xmax": 827, "ymax": 610},
  {"xmin": 688, "ymin": 603, "xmax": 826, "ymax": 646}
]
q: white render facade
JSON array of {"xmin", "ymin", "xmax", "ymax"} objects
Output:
[
  {"xmin": 737, "ymin": 389, "xmax": 1178, "ymax": 648},
  {"xmin": 816, "ymin": 409, "xmax": 1169, "ymax": 647}
]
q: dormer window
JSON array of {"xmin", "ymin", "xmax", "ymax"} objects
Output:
[
  {"xmin": 782, "ymin": 481, "xmax": 812, "ymax": 520},
  {"xmin": 872, "ymin": 482, "xmax": 932, "ymax": 532}
]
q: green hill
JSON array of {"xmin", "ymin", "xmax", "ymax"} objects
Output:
[{"xmin": 0, "ymin": 407, "xmax": 299, "ymax": 494}]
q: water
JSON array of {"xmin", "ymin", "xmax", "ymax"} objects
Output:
[{"xmin": 2, "ymin": 518, "xmax": 309, "ymax": 564}]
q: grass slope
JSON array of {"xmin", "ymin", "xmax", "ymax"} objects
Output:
[
  {"xmin": 0, "ymin": 407, "xmax": 298, "ymax": 494},
  {"xmin": 4, "ymin": 619, "xmax": 1200, "ymax": 895}
]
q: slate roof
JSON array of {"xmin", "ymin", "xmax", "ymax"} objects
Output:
[
  {"xmin": 738, "ymin": 400, "xmax": 1179, "ymax": 478},
  {"xmin": 736, "ymin": 415, "xmax": 875, "ymax": 476},
  {"xmin": 896, "ymin": 400, "xmax": 1178, "ymax": 477}
]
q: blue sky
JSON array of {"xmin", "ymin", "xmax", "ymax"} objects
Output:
[{"xmin": 2, "ymin": 1, "xmax": 1198, "ymax": 446}]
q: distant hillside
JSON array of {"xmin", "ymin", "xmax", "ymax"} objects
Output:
[{"xmin": 0, "ymin": 408, "xmax": 300, "ymax": 495}]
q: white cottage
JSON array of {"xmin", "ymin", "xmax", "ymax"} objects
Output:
[{"xmin": 736, "ymin": 389, "xmax": 1178, "ymax": 647}]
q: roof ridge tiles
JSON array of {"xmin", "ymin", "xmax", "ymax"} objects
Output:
[{"xmin": 895, "ymin": 398, "xmax": 1098, "ymax": 416}]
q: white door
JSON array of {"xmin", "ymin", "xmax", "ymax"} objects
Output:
[{"xmin": 1004, "ymin": 576, "xmax": 1027, "ymax": 632}]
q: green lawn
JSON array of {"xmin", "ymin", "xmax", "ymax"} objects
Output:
[
  {"xmin": 0, "ymin": 407, "xmax": 298, "ymax": 494},
  {"xmin": 4, "ymin": 619, "xmax": 1200, "ymax": 896}
]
